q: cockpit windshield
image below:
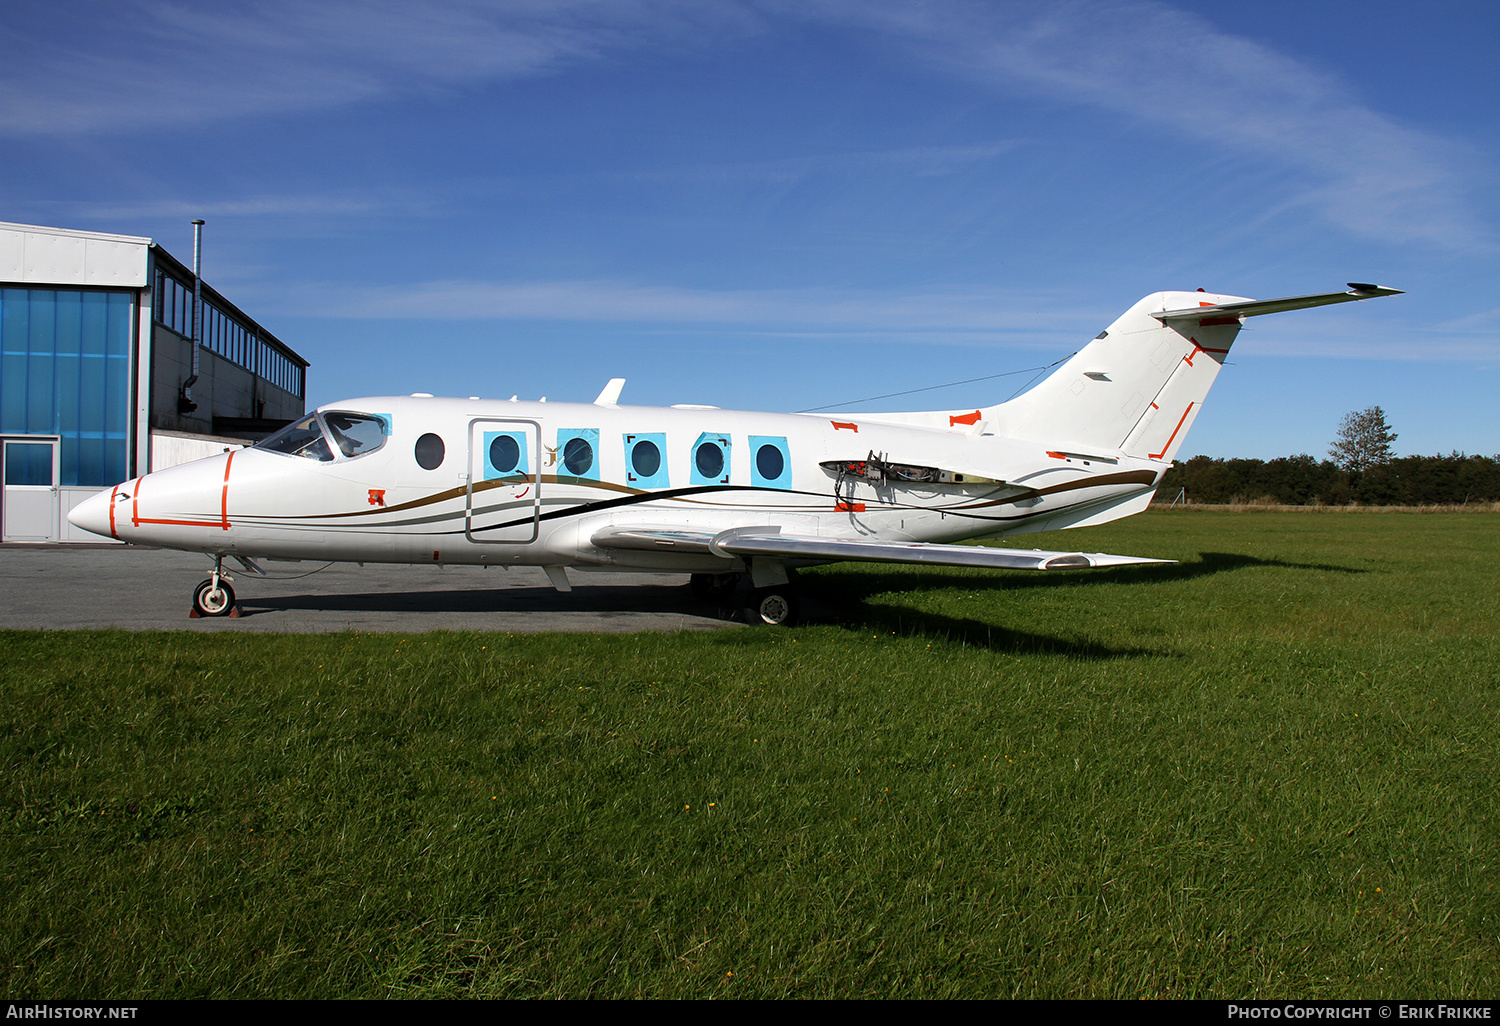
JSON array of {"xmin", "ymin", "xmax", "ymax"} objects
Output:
[
  {"xmin": 256, "ymin": 412, "xmax": 388, "ymax": 461},
  {"xmin": 323, "ymin": 412, "xmax": 388, "ymax": 458},
  {"xmin": 257, "ymin": 415, "xmax": 334, "ymax": 461}
]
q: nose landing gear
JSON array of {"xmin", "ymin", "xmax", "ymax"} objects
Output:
[{"xmin": 190, "ymin": 558, "xmax": 239, "ymax": 618}]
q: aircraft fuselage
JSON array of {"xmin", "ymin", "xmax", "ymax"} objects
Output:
[{"xmin": 72, "ymin": 395, "xmax": 1163, "ymax": 572}]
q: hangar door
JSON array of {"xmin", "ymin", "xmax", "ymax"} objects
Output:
[{"xmin": 2, "ymin": 437, "xmax": 60, "ymax": 543}]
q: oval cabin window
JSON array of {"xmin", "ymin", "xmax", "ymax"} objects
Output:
[
  {"xmin": 415, "ymin": 433, "xmax": 445, "ymax": 470},
  {"xmin": 631, "ymin": 439, "xmax": 661, "ymax": 478},
  {"xmin": 695, "ymin": 442, "xmax": 724, "ymax": 480},
  {"xmin": 489, "ymin": 434, "xmax": 520, "ymax": 474},
  {"xmin": 755, "ymin": 443, "xmax": 783, "ymax": 482},
  {"xmin": 563, "ymin": 437, "xmax": 594, "ymax": 476}
]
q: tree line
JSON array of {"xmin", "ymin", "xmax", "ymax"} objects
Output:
[
  {"xmin": 1156, "ymin": 406, "xmax": 1499, "ymax": 505},
  {"xmin": 1157, "ymin": 451, "xmax": 1500, "ymax": 506}
]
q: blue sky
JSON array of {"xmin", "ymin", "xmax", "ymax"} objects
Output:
[{"xmin": 4, "ymin": 0, "xmax": 1496, "ymax": 459}]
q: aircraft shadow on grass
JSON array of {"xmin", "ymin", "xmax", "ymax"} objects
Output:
[
  {"xmin": 235, "ymin": 583, "xmax": 708, "ymax": 618},
  {"xmin": 236, "ymin": 551, "xmax": 1360, "ymax": 658},
  {"xmin": 808, "ymin": 549, "xmax": 1365, "ymax": 597},
  {"xmin": 797, "ymin": 550, "xmax": 1366, "ymax": 655}
]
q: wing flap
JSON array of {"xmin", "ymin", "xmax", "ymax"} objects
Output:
[
  {"xmin": 590, "ymin": 526, "xmax": 718, "ymax": 553},
  {"xmin": 713, "ymin": 531, "xmax": 1171, "ymax": 571},
  {"xmin": 592, "ymin": 525, "xmax": 1171, "ymax": 570}
]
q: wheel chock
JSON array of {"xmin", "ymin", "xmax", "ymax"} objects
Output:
[{"xmin": 188, "ymin": 604, "xmax": 241, "ymax": 618}]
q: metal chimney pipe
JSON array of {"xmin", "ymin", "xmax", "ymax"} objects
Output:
[{"xmin": 181, "ymin": 219, "xmax": 205, "ymax": 407}]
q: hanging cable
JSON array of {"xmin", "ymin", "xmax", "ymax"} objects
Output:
[
  {"xmin": 244, "ymin": 562, "xmax": 337, "ymax": 581},
  {"xmin": 796, "ymin": 354, "xmax": 1074, "ymax": 413}
]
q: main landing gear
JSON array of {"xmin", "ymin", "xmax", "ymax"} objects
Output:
[
  {"xmin": 690, "ymin": 571, "xmax": 801, "ymax": 627},
  {"xmin": 742, "ymin": 585, "xmax": 799, "ymax": 627},
  {"xmin": 191, "ymin": 557, "xmax": 238, "ymax": 618}
]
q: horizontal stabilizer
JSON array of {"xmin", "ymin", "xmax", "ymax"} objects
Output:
[
  {"xmin": 590, "ymin": 525, "xmax": 1172, "ymax": 571},
  {"xmin": 1153, "ymin": 284, "xmax": 1402, "ymax": 325}
]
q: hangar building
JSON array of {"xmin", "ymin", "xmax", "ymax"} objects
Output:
[{"xmin": 0, "ymin": 220, "xmax": 309, "ymax": 542}]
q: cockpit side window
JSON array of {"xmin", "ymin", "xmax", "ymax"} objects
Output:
[
  {"xmin": 256, "ymin": 415, "xmax": 335, "ymax": 462},
  {"xmin": 324, "ymin": 412, "xmax": 388, "ymax": 458}
]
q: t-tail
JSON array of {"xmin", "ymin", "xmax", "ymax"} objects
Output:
[{"xmin": 986, "ymin": 284, "xmax": 1402, "ymax": 462}]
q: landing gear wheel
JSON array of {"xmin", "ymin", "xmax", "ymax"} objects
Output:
[
  {"xmin": 193, "ymin": 579, "xmax": 236, "ymax": 617},
  {"xmin": 742, "ymin": 587, "xmax": 799, "ymax": 627},
  {"xmin": 690, "ymin": 573, "xmax": 739, "ymax": 603}
]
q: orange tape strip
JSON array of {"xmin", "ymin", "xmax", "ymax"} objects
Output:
[
  {"xmin": 221, "ymin": 450, "xmax": 235, "ymax": 530},
  {"xmin": 1149, "ymin": 404, "xmax": 1195, "ymax": 460}
]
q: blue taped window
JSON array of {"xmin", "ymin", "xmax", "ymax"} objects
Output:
[
  {"xmin": 690, "ymin": 433, "xmax": 730, "ymax": 485},
  {"xmin": 555, "ymin": 427, "xmax": 600, "ymax": 481},
  {"xmin": 482, "ymin": 430, "xmax": 528, "ymax": 479},
  {"xmin": 749, "ymin": 435, "xmax": 791, "ymax": 489},
  {"xmin": 623, "ymin": 432, "xmax": 669, "ymax": 489}
]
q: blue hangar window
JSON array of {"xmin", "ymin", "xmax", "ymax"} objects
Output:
[
  {"xmin": 749, "ymin": 435, "xmax": 791, "ymax": 489},
  {"xmin": 690, "ymin": 433, "xmax": 730, "ymax": 486},
  {"xmin": 0, "ymin": 288, "xmax": 133, "ymax": 487},
  {"xmin": 555, "ymin": 427, "xmax": 599, "ymax": 481},
  {"xmin": 482, "ymin": 430, "xmax": 529, "ymax": 479},
  {"xmin": 623, "ymin": 432, "xmax": 669, "ymax": 489}
]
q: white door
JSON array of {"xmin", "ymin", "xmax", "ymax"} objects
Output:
[{"xmin": 2, "ymin": 438, "xmax": 60, "ymax": 542}]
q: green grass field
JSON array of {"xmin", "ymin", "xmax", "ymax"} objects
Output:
[{"xmin": 3, "ymin": 512, "xmax": 1497, "ymax": 998}]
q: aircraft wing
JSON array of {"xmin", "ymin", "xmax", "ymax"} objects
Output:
[{"xmin": 590, "ymin": 526, "xmax": 1172, "ymax": 571}]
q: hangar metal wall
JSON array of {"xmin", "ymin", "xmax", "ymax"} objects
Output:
[{"xmin": 0, "ymin": 221, "xmax": 308, "ymax": 542}]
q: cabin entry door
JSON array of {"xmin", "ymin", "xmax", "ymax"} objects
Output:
[{"xmin": 466, "ymin": 419, "xmax": 541, "ymax": 544}]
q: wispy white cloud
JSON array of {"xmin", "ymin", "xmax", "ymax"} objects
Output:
[
  {"xmin": 0, "ymin": 0, "xmax": 755, "ymax": 134},
  {"xmin": 64, "ymin": 193, "xmax": 420, "ymax": 221},
  {"xmin": 284, "ymin": 275, "xmax": 1493, "ymax": 361},
  {"xmin": 1432, "ymin": 306, "xmax": 1500, "ymax": 337},
  {"xmin": 6, "ymin": 0, "xmax": 1485, "ymax": 253},
  {"xmin": 294, "ymin": 276, "xmax": 1084, "ymax": 337},
  {"xmin": 629, "ymin": 141, "xmax": 1025, "ymax": 186},
  {"xmin": 802, "ymin": 0, "xmax": 1489, "ymax": 250}
]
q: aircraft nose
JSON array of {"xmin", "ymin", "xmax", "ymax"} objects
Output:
[{"xmin": 68, "ymin": 486, "xmax": 117, "ymax": 539}]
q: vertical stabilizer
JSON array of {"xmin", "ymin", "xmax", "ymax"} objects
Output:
[
  {"xmin": 983, "ymin": 284, "xmax": 1401, "ymax": 462},
  {"xmin": 989, "ymin": 291, "xmax": 1247, "ymax": 462}
]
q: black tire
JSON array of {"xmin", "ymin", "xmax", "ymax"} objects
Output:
[
  {"xmin": 193, "ymin": 579, "xmax": 236, "ymax": 617},
  {"xmin": 742, "ymin": 587, "xmax": 799, "ymax": 627}
]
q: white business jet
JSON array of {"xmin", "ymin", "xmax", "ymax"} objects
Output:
[{"xmin": 68, "ymin": 284, "xmax": 1400, "ymax": 625}]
